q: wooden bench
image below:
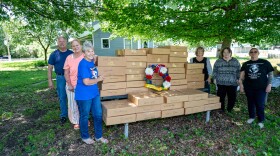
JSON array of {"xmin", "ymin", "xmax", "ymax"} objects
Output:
[{"xmin": 101, "ymin": 92, "xmax": 217, "ymax": 138}]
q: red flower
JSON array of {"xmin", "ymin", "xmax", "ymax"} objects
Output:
[
  {"xmin": 154, "ymin": 66, "xmax": 160, "ymax": 73},
  {"xmin": 146, "ymin": 75, "xmax": 153, "ymax": 79},
  {"xmin": 165, "ymin": 76, "xmax": 171, "ymax": 82}
]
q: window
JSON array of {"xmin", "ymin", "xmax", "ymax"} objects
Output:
[
  {"xmin": 124, "ymin": 39, "xmax": 132, "ymax": 49},
  {"xmin": 101, "ymin": 38, "xmax": 110, "ymax": 49}
]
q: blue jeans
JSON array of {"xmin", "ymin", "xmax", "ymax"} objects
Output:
[
  {"xmin": 76, "ymin": 96, "xmax": 103, "ymax": 139},
  {"xmin": 245, "ymin": 88, "xmax": 266, "ymax": 122},
  {"xmin": 56, "ymin": 75, "xmax": 67, "ymax": 118}
]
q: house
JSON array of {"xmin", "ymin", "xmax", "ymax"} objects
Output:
[{"xmin": 77, "ymin": 21, "xmax": 154, "ymax": 56}]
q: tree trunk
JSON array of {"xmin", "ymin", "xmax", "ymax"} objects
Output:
[
  {"xmin": 216, "ymin": 37, "xmax": 232, "ymax": 58},
  {"xmin": 44, "ymin": 49, "xmax": 47, "ymax": 63},
  {"xmin": 221, "ymin": 37, "xmax": 232, "ymax": 50}
]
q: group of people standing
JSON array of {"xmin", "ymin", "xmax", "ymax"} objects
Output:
[
  {"xmin": 191, "ymin": 47, "xmax": 274, "ymax": 129},
  {"xmin": 48, "ymin": 36, "xmax": 108, "ymax": 144},
  {"xmin": 47, "ymin": 36, "xmax": 273, "ymax": 145}
]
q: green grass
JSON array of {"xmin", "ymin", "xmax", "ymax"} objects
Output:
[
  {"xmin": 0, "ymin": 60, "xmax": 279, "ymax": 155},
  {"xmin": 0, "ymin": 61, "xmax": 36, "ymax": 69},
  {"xmin": 0, "ymin": 60, "xmax": 48, "ymax": 70}
]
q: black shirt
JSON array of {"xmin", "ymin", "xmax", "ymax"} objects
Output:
[
  {"xmin": 192, "ymin": 57, "xmax": 209, "ymax": 81},
  {"xmin": 241, "ymin": 59, "xmax": 274, "ymax": 89}
]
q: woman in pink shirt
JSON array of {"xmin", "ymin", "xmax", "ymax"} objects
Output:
[{"xmin": 64, "ymin": 39, "xmax": 84, "ymax": 129}]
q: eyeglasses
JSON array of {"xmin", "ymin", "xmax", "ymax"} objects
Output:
[{"xmin": 249, "ymin": 51, "xmax": 258, "ymax": 54}]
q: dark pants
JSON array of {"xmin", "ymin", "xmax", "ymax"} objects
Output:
[
  {"xmin": 204, "ymin": 81, "xmax": 210, "ymax": 94},
  {"xmin": 244, "ymin": 88, "xmax": 266, "ymax": 122},
  {"xmin": 217, "ymin": 85, "xmax": 237, "ymax": 112},
  {"xmin": 200, "ymin": 81, "xmax": 210, "ymax": 94}
]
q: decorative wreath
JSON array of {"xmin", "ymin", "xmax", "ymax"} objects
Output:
[{"xmin": 144, "ymin": 64, "xmax": 171, "ymax": 91}]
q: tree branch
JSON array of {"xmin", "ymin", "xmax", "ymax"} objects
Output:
[
  {"xmin": 20, "ymin": 1, "xmax": 71, "ymax": 22},
  {"xmin": 37, "ymin": 36, "xmax": 47, "ymax": 50}
]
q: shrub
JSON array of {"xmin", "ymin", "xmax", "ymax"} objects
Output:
[
  {"xmin": 34, "ymin": 60, "xmax": 47, "ymax": 67},
  {"xmin": 273, "ymin": 66, "xmax": 280, "ymax": 75}
]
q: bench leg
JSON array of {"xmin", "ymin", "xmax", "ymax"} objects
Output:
[
  {"xmin": 124, "ymin": 123, "xmax": 129, "ymax": 139},
  {"xmin": 206, "ymin": 111, "xmax": 210, "ymax": 123}
]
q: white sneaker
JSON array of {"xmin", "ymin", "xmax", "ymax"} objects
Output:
[
  {"xmin": 247, "ymin": 118, "xmax": 255, "ymax": 124},
  {"xmin": 96, "ymin": 137, "xmax": 109, "ymax": 144},
  {"xmin": 82, "ymin": 138, "xmax": 95, "ymax": 144},
  {"xmin": 258, "ymin": 123, "xmax": 264, "ymax": 129}
]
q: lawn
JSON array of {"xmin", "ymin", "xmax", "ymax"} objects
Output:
[{"xmin": 0, "ymin": 60, "xmax": 279, "ymax": 155}]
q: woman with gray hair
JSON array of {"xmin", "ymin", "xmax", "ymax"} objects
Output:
[
  {"xmin": 75, "ymin": 41, "xmax": 108, "ymax": 144},
  {"xmin": 239, "ymin": 48, "xmax": 274, "ymax": 129}
]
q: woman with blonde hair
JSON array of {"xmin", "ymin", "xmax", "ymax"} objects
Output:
[
  {"xmin": 64, "ymin": 39, "xmax": 84, "ymax": 129},
  {"xmin": 190, "ymin": 47, "xmax": 212, "ymax": 93}
]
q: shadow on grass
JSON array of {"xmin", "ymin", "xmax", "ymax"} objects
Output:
[{"xmin": 0, "ymin": 69, "xmax": 279, "ymax": 155}]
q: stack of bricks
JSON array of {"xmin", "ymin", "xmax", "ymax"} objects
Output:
[
  {"xmin": 145, "ymin": 48, "xmax": 170, "ymax": 86},
  {"xmin": 185, "ymin": 63, "xmax": 204, "ymax": 89},
  {"xmin": 99, "ymin": 46, "xmax": 221, "ymax": 126},
  {"xmin": 205, "ymin": 94, "xmax": 221, "ymax": 111},
  {"xmin": 156, "ymin": 90, "xmax": 187, "ymax": 118},
  {"xmin": 98, "ymin": 56, "xmax": 127, "ymax": 97},
  {"xmin": 102, "ymin": 89, "xmax": 221, "ymax": 126},
  {"xmin": 160, "ymin": 46, "xmax": 188, "ymax": 90},
  {"xmin": 181, "ymin": 89, "xmax": 209, "ymax": 114},
  {"xmin": 129, "ymin": 92, "xmax": 163, "ymax": 121},
  {"xmin": 102, "ymin": 99, "xmax": 137, "ymax": 125},
  {"xmin": 116, "ymin": 49, "xmax": 148, "ymax": 94},
  {"xmin": 98, "ymin": 46, "xmax": 205, "ymax": 97}
]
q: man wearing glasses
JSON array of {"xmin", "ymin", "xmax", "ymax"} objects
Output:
[{"xmin": 239, "ymin": 48, "xmax": 274, "ymax": 129}]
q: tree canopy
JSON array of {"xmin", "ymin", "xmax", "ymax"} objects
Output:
[
  {"xmin": 1, "ymin": 0, "xmax": 95, "ymax": 61},
  {"xmin": 1, "ymin": 0, "xmax": 94, "ymax": 30},
  {"xmin": 96, "ymin": 0, "xmax": 280, "ymax": 48},
  {"xmin": 1, "ymin": 0, "xmax": 279, "ymax": 49}
]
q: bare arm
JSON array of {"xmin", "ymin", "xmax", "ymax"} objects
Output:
[
  {"xmin": 267, "ymin": 71, "xmax": 273, "ymax": 85},
  {"xmin": 206, "ymin": 58, "xmax": 212, "ymax": 75},
  {"xmin": 266, "ymin": 71, "xmax": 273, "ymax": 93},
  {"xmin": 48, "ymin": 64, "xmax": 54, "ymax": 89},
  {"xmin": 64, "ymin": 68, "xmax": 74, "ymax": 92},
  {"xmin": 239, "ymin": 71, "xmax": 245, "ymax": 92},
  {"xmin": 212, "ymin": 61, "xmax": 218, "ymax": 84},
  {"xmin": 189, "ymin": 58, "xmax": 193, "ymax": 63},
  {"xmin": 206, "ymin": 58, "xmax": 212, "ymax": 82},
  {"xmin": 83, "ymin": 75, "xmax": 104, "ymax": 86}
]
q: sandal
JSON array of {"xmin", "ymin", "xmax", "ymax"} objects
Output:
[
  {"xmin": 74, "ymin": 124, "xmax": 79, "ymax": 130},
  {"xmin": 82, "ymin": 138, "xmax": 95, "ymax": 144},
  {"xmin": 95, "ymin": 137, "xmax": 109, "ymax": 144}
]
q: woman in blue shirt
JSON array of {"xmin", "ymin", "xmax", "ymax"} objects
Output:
[{"xmin": 75, "ymin": 41, "xmax": 108, "ymax": 144}]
